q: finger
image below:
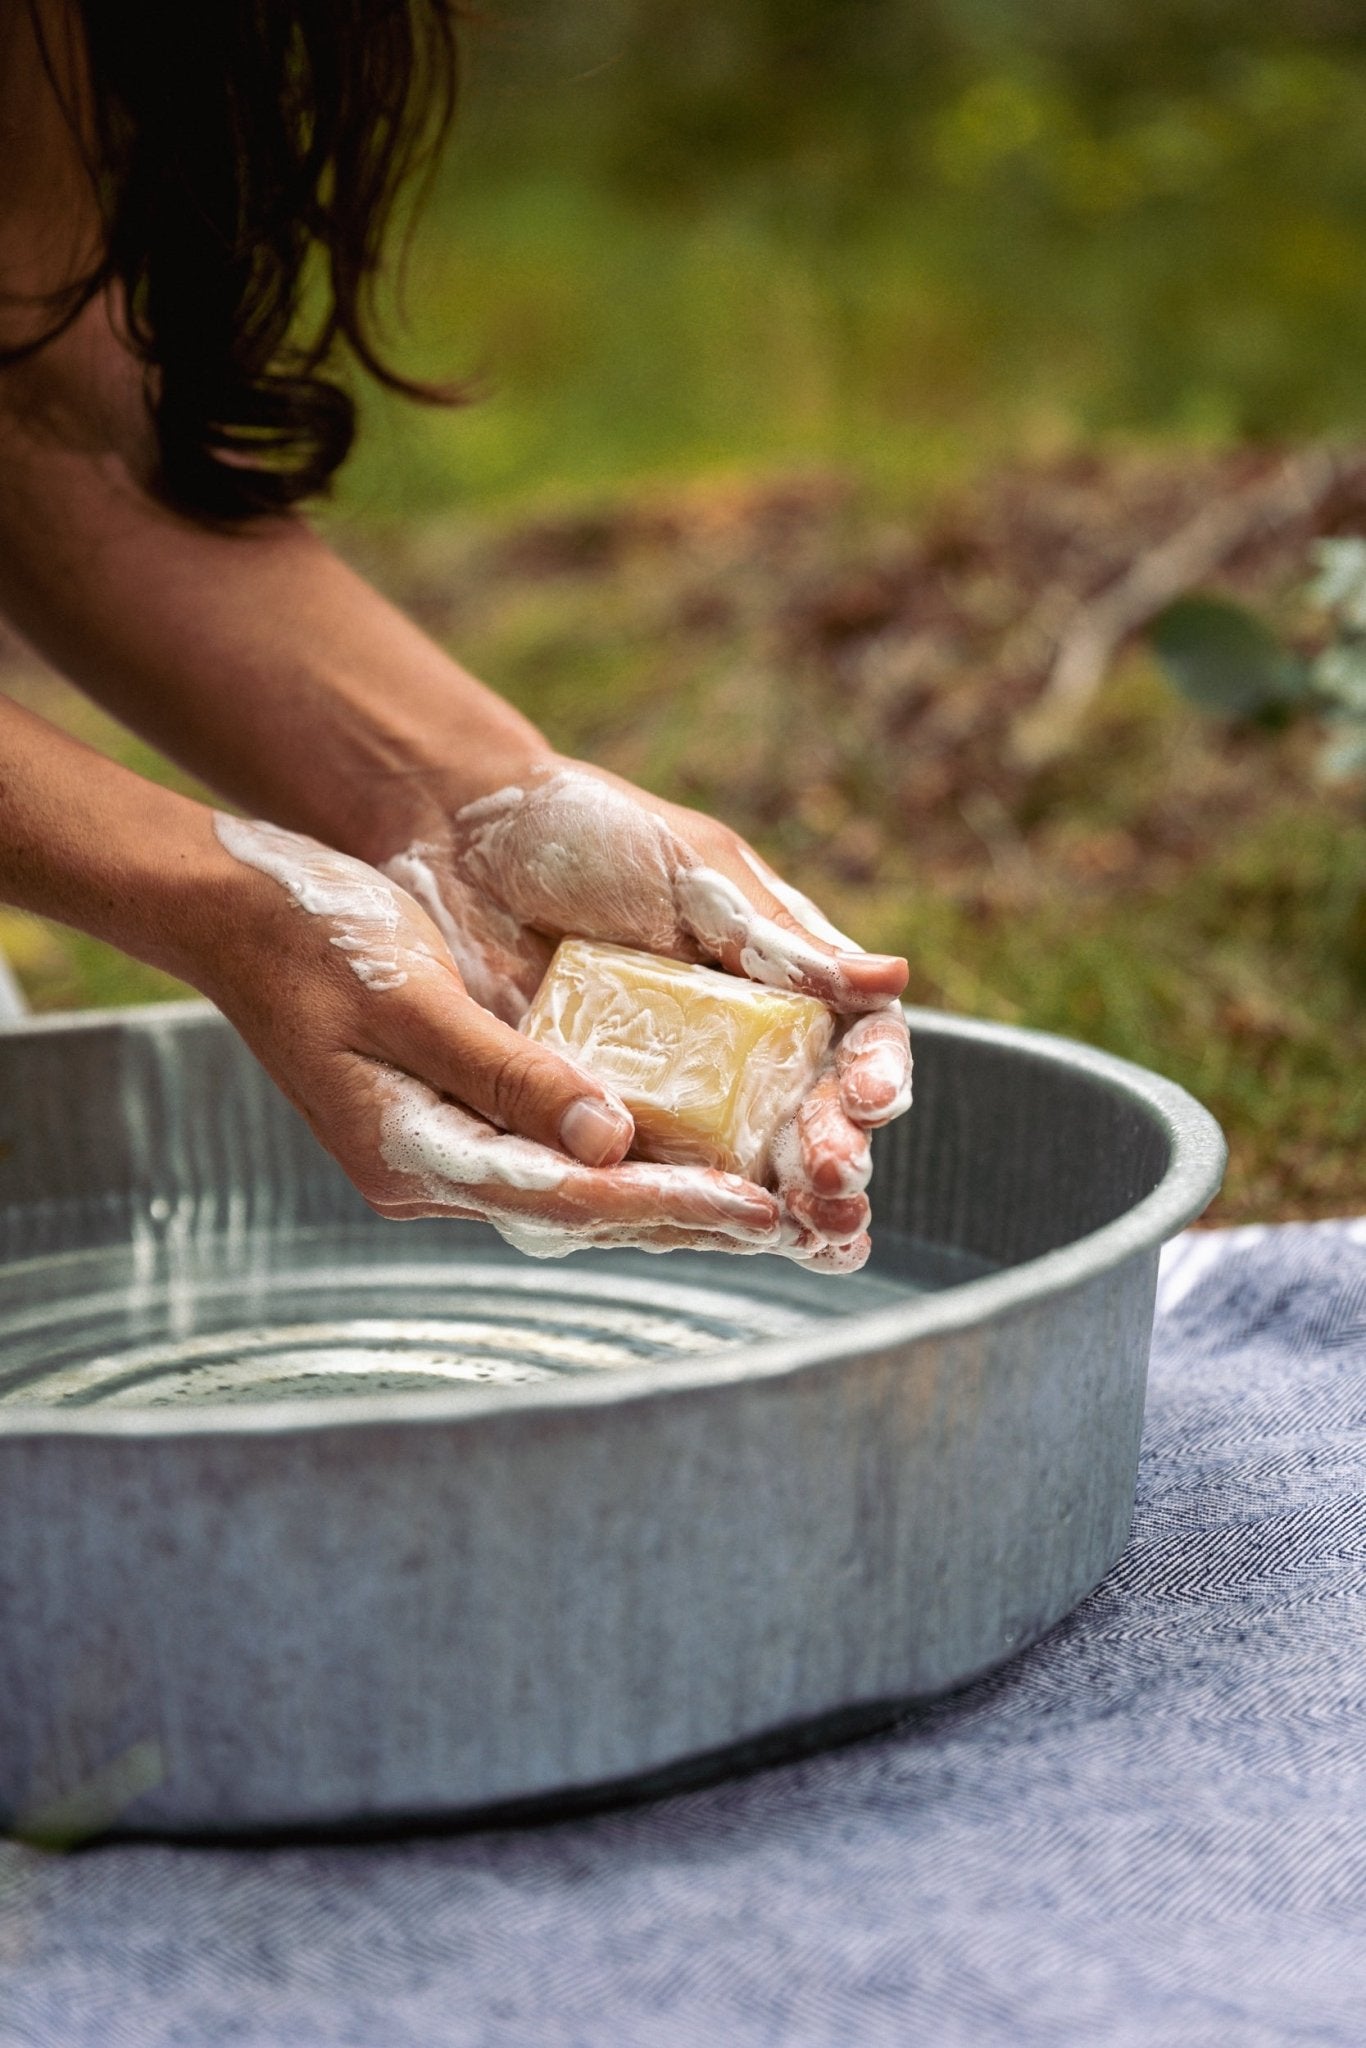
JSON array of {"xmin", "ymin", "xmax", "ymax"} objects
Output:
[
  {"xmin": 771, "ymin": 1078, "xmax": 872, "ymax": 1201},
  {"xmin": 389, "ymin": 1189, "xmax": 783, "ymax": 1251},
  {"xmin": 776, "ymin": 1225, "xmax": 872, "ymax": 1274},
  {"xmin": 540, "ymin": 1158, "xmax": 781, "ymax": 1242},
  {"xmin": 736, "ymin": 847, "xmax": 859, "ymax": 950},
  {"xmin": 369, "ymin": 1200, "xmax": 780, "ymax": 1258},
  {"xmin": 495, "ymin": 1222, "xmax": 779, "ymax": 1259},
  {"xmin": 381, "ymin": 983, "xmax": 635, "ymax": 1167},
  {"xmin": 637, "ymin": 1227, "xmax": 785, "ymax": 1256},
  {"xmin": 791, "ymin": 1234, "xmax": 872, "ymax": 1274},
  {"xmin": 373, "ymin": 1075, "xmax": 782, "ymax": 1242},
  {"xmin": 672, "ymin": 850, "xmax": 907, "ymax": 1011},
  {"xmin": 783, "ymin": 1185, "xmax": 872, "ymax": 1241},
  {"xmin": 378, "ymin": 1162, "xmax": 783, "ymax": 1249},
  {"xmin": 836, "ymin": 1008, "xmax": 913, "ymax": 1127}
]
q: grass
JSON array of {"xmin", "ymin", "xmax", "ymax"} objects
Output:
[{"xmin": 868, "ymin": 804, "xmax": 1366, "ymax": 1224}]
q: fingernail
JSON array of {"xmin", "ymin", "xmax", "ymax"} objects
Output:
[
  {"xmin": 848, "ymin": 952, "xmax": 908, "ymax": 980},
  {"xmin": 723, "ymin": 1195, "xmax": 782, "ymax": 1238},
  {"xmin": 560, "ymin": 1095, "xmax": 634, "ymax": 1167},
  {"xmin": 730, "ymin": 1218, "xmax": 782, "ymax": 1245},
  {"xmin": 847, "ymin": 1061, "xmax": 901, "ymax": 1108}
]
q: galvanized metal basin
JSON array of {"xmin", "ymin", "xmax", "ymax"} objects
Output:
[{"xmin": 0, "ymin": 1001, "xmax": 1224, "ymax": 1836}]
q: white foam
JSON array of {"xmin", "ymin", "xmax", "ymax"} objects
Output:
[
  {"xmin": 378, "ymin": 1072, "xmax": 569, "ymax": 1197},
  {"xmin": 215, "ymin": 815, "xmax": 429, "ymax": 993},
  {"xmin": 737, "ymin": 845, "xmax": 860, "ymax": 951},
  {"xmin": 375, "ymin": 1070, "xmax": 780, "ymax": 1261}
]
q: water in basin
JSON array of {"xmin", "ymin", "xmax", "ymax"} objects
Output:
[{"xmin": 0, "ymin": 1220, "xmax": 997, "ymax": 1409}]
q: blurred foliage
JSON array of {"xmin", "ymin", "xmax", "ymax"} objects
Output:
[
  {"xmin": 1307, "ymin": 539, "xmax": 1366, "ymax": 779},
  {"xmin": 340, "ymin": 0, "xmax": 1366, "ymax": 515},
  {"xmin": 1150, "ymin": 536, "xmax": 1366, "ymax": 779},
  {"xmin": 1149, "ymin": 594, "xmax": 1310, "ymax": 720}
]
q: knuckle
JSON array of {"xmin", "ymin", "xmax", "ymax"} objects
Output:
[{"xmin": 487, "ymin": 1036, "xmax": 555, "ymax": 1132}]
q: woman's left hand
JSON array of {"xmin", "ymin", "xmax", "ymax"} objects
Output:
[{"xmin": 381, "ymin": 760, "xmax": 912, "ymax": 1270}]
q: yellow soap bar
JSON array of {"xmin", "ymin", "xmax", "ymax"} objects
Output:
[{"xmin": 523, "ymin": 939, "xmax": 835, "ymax": 1181}]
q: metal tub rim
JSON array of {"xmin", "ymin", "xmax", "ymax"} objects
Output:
[{"xmin": 0, "ymin": 1000, "xmax": 1227, "ymax": 1442}]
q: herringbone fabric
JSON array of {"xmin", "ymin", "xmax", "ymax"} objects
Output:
[{"xmin": 2, "ymin": 1219, "xmax": 1364, "ymax": 2047}]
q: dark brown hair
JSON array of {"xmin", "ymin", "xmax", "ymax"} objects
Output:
[{"xmin": 7, "ymin": 0, "xmax": 462, "ymax": 520}]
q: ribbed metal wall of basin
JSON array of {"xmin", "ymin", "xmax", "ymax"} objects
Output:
[{"xmin": 0, "ymin": 1003, "xmax": 1225, "ymax": 1836}]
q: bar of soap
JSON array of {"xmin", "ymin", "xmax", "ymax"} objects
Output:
[{"xmin": 523, "ymin": 939, "xmax": 835, "ymax": 1181}]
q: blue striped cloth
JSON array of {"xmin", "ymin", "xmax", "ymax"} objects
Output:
[{"xmin": 3, "ymin": 1219, "xmax": 1364, "ymax": 2048}]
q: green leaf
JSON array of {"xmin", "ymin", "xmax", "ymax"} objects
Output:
[{"xmin": 1148, "ymin": 595, "xmax": 1310, "ymax": 721}]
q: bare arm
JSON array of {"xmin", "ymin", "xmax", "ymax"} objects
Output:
[
  {"xmin": 0, "ymin": 691, "xmax": 226, "ymax": 978},
  {"xmin": 0, "ymin": 300, "xmax": 550, "ymax": 868}
]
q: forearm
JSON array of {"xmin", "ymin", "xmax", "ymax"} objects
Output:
[
  {"xmin": 0, "ymin": 692, "xmax": 233, "ymax": 981},
  {"xmin": 0, "ymin": 318, "xmax": 550, "ymax": 868}
]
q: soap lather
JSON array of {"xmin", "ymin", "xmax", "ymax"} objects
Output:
[{"xmin": 522, "ymin": 939, "xmax": 835, "ymax": 1182}]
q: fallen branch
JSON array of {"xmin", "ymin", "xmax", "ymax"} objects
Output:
[{"xmin": 1009, "ymin": 444, "xmax": 1366, "ymax": 768}]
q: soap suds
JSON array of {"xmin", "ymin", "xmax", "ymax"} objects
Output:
[
  {"xmin": 380, "ymin": 845, "xmax": 546, "ymax": 1023},
  {"xmin": 450, "ymin": 769, "xmax": 684, "ymax": 958},
  {"xmin": 738, "ymin": 846, "xmax": 860, "ymax": 952},
  {"xmin": 215, "ymin": 815, "xmax": 432, "ymax": 993},
  {"xmin": 373, "ymin": 1069, "xmax": 782, "ymax": 1261},
  {"xmin": 379, "ymin": 1073, "xmax": 570, "ymax": 1197},
  {"xmin": 672, "ymin": 863, "xmax": 838, "ymax": 994}
]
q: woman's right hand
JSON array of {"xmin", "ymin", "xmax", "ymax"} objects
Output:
[{"xmin": 193, "ymin": 816, "xmax": 783, "ymax": 1259}]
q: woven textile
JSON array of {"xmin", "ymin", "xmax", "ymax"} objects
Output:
[{"xmin": 2, "ymin": 1219, "xmax": 1364, "ymax": 2048}]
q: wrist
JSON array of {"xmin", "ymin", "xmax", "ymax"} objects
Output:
[
  {"xmin": 346, "ymin": 719, "xmax": 559, "ymax": 866},
  {"xmin": 119, "ymin": 802, "xmax": 272, "ymax": 995}
]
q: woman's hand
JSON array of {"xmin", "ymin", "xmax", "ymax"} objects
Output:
[
  {"xmin": 197, "ymin": 816, "xmax": 784, "ymax": 1259},
  {"xmin": 379, "ymin": 761, "xmax": 913, "ymax": 1270}
]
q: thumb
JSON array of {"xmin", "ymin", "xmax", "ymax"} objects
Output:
[
  {"xmin": 673, "ymin": 845, "xmax": 907, "ymax": 1011},
  {"xmin": 387, "ymin": 981, "xmax": 636, "ymax": 1167}
]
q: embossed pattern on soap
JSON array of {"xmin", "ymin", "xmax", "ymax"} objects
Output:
[{"xmin": 521, "ymin": 939, "xmax": 835, "ymax": 1181}]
